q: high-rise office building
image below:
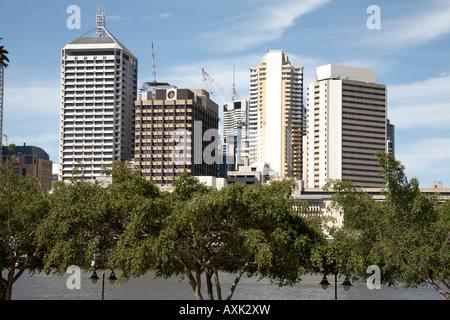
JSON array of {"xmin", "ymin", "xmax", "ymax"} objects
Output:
[
  {"xmin": 303, "ymin": 64, "xmax": 387, "ymax": 189},
  {"xmin": 248, "ymin": 49, "xmax": 304, "ymax": 179},
  {"xmin": 58, "ymin": 10, "xmax": 138, "ymax": 182},
  {"xmin": 134, "ymin": 88, "xmax": 219, "ymax": 186},
  {"xmin": 222, "ymin": 99, "xmax": 249, "ymax": 169}
]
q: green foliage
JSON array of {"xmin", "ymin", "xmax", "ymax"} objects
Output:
[
  {"xmin": 325, "ymin": 151, "xmax": 450, "ymax": 299},
  {"xmin": 0, "ymin": 157, "xmax": 49, "ymax": 300},
  {"xmin": 143, "ymin": 178, "xmax": 324, "ymax": 300},
  {"xmin": 0, "ymin": 38, "xmax": 9, "ymax": 68},
  {"xmin": 38, "ymin": 161, "xmax": 161, "ymax": 274},
  {"xmin": 35, "ymin": 165, "xmax": 325, "ymax": 300}
]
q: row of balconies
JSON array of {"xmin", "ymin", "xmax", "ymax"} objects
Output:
[{"xmin": 64, "ymin": 78, "xmax": 116, "ymax": 84}]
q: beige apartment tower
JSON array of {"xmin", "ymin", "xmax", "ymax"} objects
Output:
[
  {"xmin": 134, "ymin": 88, "xmax": 219, "ymax": 186},
  {"xmin": 249, "ymin": 50, "xmax": 304, "ymax": 179},
  {"xmin": 303, "ymin": 64, "xmax": 387, "ymax": 189}
]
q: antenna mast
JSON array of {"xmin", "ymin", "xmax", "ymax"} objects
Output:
[
  {"xmin": 94, "ymin": 6, "xmax": 106, "ymax": 37},
  {"xmin": 231, "ymin": 65, "xmax": 240, "ymax": 102},
  {"xmin": 152, "ymin": 42, "xmax": 157, "ymax": 83},
  {"xmin": 232, "ymin": 65, "xmax": 236, "ymax": 102}
]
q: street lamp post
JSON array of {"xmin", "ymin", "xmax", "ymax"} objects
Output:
[
  {"xmin": 90, "ymin": 268, "xmax": 118, "ymax": 300},
  {"xmin": 319, "ymin": 271, "xmax": 352, "ymax": 300}
]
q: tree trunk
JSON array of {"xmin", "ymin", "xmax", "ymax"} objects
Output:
[
  {"xmin": 213, "ymin": 266, "xmax": 222, "ymax": 300},
  {"xmin": 205, "ymin": 270, "xmax": 214, "ymax": 300},
  {"xmin": 226, "ymin": 262, "xmax": 250, "ymax": 300},
  {"xmin": 194, "ymin": 271, "xmax": 203, "ymax": 300},
  {"xmin": 175, "ymin": 255, "xmax": 204, "ymax": 300},
  {"xmin": 6, "ymin": 268, "xmax": 14, "ymax": 300},
  {"xmin": 426, "ymin": 278, "xmax": 450, "ymax": 300},
  {"xmin": 0, "ymin": 279, "xmax": 7, "ymax": 300}
]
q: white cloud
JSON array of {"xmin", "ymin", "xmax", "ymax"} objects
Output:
[
  {"xmin": 368, "ymin": 2, "xmax": 450, "ymax": 48},
  {"xmin": 387, "ymin": 75, "xmax": 450, "ymax": 129},
  {"xmin": 202, "ymin": 0, "xmax": 330, "ymax": 52}
]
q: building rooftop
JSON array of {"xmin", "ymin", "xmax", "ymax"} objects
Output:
[
  {"xmin": 63, "ymin": 26, "xmax": 136, "ymax": 61},
  {"xmin": 316, "ymin": 64, "xmax": 378, "ymax": 83},
  {"xmin": 2, "ymin": 144, "xmax": 50, "ymax": 160}
]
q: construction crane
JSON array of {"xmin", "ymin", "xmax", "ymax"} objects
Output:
[
  {"xmin": 236, "ymin": 103, "xmax": 247, "ymax": 168},
  {"xmin": 201, "ymin": 68, "xmax": 226, "ymax": 105}
]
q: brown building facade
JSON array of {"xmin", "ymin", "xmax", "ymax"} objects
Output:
[
  {"xmin": 2, "ymin": 144, "xmax": 53, "ymax": 190},
  {"xmin": 134, "ymin": 88, "xmax": 219, "ymax": 186}
]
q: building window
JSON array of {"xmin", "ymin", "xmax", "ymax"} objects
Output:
[
  {"xmin": 22, "ymin": 168, "xmax": 27, "ymax": 176},
  {"xmin": 25, "ymin": 156, "xmax": 33, "ymax": 164}
]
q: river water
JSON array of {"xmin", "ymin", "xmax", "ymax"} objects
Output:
[{"xmin": 9, "ymin": 270, "xmax": 445, "ymax": 300}]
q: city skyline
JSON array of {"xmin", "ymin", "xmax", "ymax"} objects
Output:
[{"xmin": 1, "ymin": 0, "xmax": 449, "ymax": 187}]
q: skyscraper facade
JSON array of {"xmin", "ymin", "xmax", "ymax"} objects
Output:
[
  {"xmin": 222, "ymin": 99, "xmax": 249, "ymax": 169},
  {"xmin": 248, "ymin": 49, "xmax": 304, "ymax": 179},
  {"xmin": 58, "ymin": 11, "xmax": 137, "ymax": 182},
  {"xmin": 303, "ymin": 64, "xmax": 387, "ymax": 189},
  {"xmin": 134, "ymin": 88, "xmax": 219, "ymax": 186}
]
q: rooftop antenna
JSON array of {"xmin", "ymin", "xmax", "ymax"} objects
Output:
[
  {"xmin": 152, "ymin": 42, "xmax": 157, "ymax": 83},
  {"xmin": 95, "ymin": 6, "xmax": 106, "ymax": 37},
  {"xmin": 232, "ymin": 65, "xmax": 236, "ymax": 102}
]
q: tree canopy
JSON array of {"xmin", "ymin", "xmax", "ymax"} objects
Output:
[
  {"xmin": 324, "ymin": 151, "xmax": 450, "ymax": 300},
  {"xmin": 111, "ymin": 172, "xmax": 325, "ymax": 300},
  {"xmin": 38, "ymin": 165, "xmax": 325, "ymax": 300},
  {"xmin": 0, "ymin": 153, "xmax": 49, "ymax": 300}
]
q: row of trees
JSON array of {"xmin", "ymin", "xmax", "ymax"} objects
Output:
[
  {"xmin": 1, "ymin": 156, "xmax": 325, "ymax": 300},
  {"xmin": 1, "ymin": 150, "xmax": 449, "ymax": 300}
]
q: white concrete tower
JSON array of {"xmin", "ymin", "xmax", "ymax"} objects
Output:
[
  {"xmin": 58, "ymin": 10, "xmax": 138, "ymax": 182},
  {"xmin": 303, "ymin": 64, "xmax": 387, "ymax": 189}
]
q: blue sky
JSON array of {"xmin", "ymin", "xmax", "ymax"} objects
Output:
[{"xmin": 1, "ymin": 0, "xmax": 449, "ymax": 187}]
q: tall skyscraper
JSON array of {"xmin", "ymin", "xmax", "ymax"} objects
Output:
[
  {"xmin": 222, "ymin": 99, "xmax": 249, "ymax": 169},
  {"xmin": 58, "ymin": 10, "xmax": 138, "ymax": 182},
  {"xmin": 248, "ymin": 49, "xmax": 304, "ymax": 179},
  {"xmin": 134, "ymin": 88, "xmax": 219, "ymax": 186},
  {"xmin": 303, "ymin": 64, "xmax": 387, "ymax": 189}
]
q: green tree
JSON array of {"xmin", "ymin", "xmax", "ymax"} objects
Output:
[
  {"xmin": 0, "ymin": 38, "xmax": 9, "ymax": 68},
  {"xmin": 39, "ymin": 179, "xmax": 112, "ymax": 273},
  {"xmin": 38, "ymin": 161, "xmax": 160, "ymax": 275},
  {"xmin": 325, "ymin": 151, "xmax": 450, "ymax": 300},
  {"xmin": 114, "ymin": 173, "xmax": 325, "ymax": 300},
  {"xmin": 0, "ymin": 153, "xmax": 49, "ymax": 300}
]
